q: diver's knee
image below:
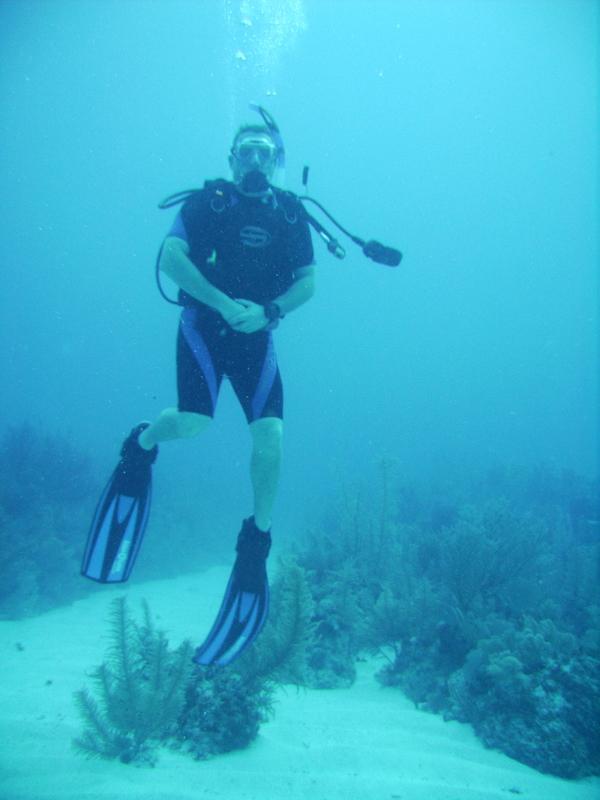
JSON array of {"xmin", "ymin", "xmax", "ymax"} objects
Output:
[
  {"xmin": 162, "ymin": 408, "xmax": 210, "ymax": 438},
  {"xmin": 251, "ymin": 417, "xmax": 283, "ymax": 457},
  {"xmin": 177, "ymin": 411, "xmax": 211, "ymax": 438}
]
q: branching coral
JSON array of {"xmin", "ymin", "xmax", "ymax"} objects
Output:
[
  {"xmin": 239, "ymin": 556, "xmax": 315, "ymax": 684},
  {"xmin": 73, "ymin": 597, "xmax": 192, "ymax": 764},
  {"xmin": 436, "ymin": 501, "xmax": 546, "ymax": 615}
]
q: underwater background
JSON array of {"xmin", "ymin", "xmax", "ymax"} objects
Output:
[{"xmin": 1, "ymin": 0, "xmax": 599, "ymax": 794}]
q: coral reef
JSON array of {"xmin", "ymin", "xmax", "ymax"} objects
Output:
[
  {"xmin": 177, "ymin": 666, "xmax": 273, "ymax": 760},
  {"xmin": 447, "ymin": 616, "xmax": 600, "ymax": 777},
  {"xmin": 296, "ymin": 464, "xmax": 600, "ymax": 778},
  {"xmin": 297, "ymin": 460, "xmax": 405, "ymax": 687}
]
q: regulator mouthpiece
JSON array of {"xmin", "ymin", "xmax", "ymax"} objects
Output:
[{"xmin": 240, "ymin": 169, "xmax": 270, "ymax": 195}]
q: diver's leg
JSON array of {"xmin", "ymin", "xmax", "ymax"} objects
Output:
[
  {"xmin": 139, "ymin": 409, "xmax": 211, "ymax": 450},
  {"xmin": 227, "ymin": 329, "xmax": 283, "ymax": 531},
  {"xmin": 138, "ymin": 309, "xmax": 223, "ymax": 450},
  {"xmin": 249, "ymin": 416, "xmax": 283, "ymax": 532}
]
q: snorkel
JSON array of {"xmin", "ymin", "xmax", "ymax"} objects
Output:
[{"xmin": 249, "ymin": 104, "xmax": 286, "ymax": 170}]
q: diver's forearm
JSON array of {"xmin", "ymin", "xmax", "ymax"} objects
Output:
[
  {"xmin": 160, "ymin": 242, "xmax": 239, "ymax": 317},
  {"xmin": 274, "ymin": 274, "xmax": 315, "ymax": 315}
]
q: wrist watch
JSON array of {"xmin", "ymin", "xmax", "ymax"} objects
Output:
[{"xmin": 263, "ymin": 302, "xmax": 283, "ymax": 322}]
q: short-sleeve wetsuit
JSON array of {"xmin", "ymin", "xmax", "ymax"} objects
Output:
[{"xmin": 167, "ymin": 180, "xmax": 314, "ymax": 423}]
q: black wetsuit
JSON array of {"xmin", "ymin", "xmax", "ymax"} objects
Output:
[{"xmin": 167, "ymin": 180, "xmax": 314, "ymax": 423}]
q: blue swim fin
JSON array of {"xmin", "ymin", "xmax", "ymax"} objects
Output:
[
  {"xmin": 81, "ymin": 423, "xmax": 158, "ymax": 584},
  {"xmin": 194, "ymin": 518, "xmax": 271, "ymax": 667}
]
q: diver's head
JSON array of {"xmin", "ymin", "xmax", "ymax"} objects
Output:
[{"xmin": 229, "ymin": 124, "xmax": 279, "ymax": 194}]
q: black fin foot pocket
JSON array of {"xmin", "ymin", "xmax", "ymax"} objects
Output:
[
  {"xmin": 235, "ymin": 517, "xmax": 272, "ymax": 593},
  {"xmin": 193, "ymin": 517, "xmax": 271, "ymax": 667},
  {"xmin": 114, "ymin": 422, "xmax": 158, "ymax": 496}
]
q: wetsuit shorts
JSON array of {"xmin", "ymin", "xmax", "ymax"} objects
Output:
[{"xmin": 177, "ymin": 305, "xmax": 283, "ymax": 423}]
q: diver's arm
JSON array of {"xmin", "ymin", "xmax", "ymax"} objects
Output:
[
  {"xmin": 273, "ymin": 265, "xmax": 316, "ymax": 315},
  {"xmin": 159, "ymin": 236, "xmax": 241, "ymax": 319}
]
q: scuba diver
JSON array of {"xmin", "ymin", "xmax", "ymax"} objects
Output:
[{"xmin": 81, "ymin": 106, "xmax": 401, "ymax": 667}]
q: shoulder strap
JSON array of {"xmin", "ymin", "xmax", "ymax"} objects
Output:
[{"xmin": 273, "ymin": 188, "xmax": 305, "ymax": 224}]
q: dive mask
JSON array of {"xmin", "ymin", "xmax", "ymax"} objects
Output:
[{"xmin": 231, "ymin": 136, "xmax": 278, "ymax": 169}]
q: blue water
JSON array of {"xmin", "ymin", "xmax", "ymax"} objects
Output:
[{"xmin": 2, "ymin": 1, "xmax": 597, "ymax": 509}]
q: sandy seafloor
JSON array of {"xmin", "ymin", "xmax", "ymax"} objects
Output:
[{"xmin": 1, "ymin": 568, "xmax": 598, "ymax": 800}]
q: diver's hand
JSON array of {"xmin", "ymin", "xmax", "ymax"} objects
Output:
[
  {"xmin": 226, "ymin": 299, "xmax": 269, "ymax": 334},
  {"xmin": 219, "ymin": 299, "xmax": 245, "ymax": 325}
]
